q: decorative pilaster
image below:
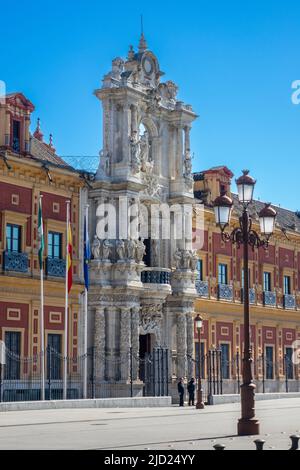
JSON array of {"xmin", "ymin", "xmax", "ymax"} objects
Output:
[
  {"xmin": 94, "ymin": 306, "xmax": 106, "ymax": 381},
  {"xmin": 131, "ymin": 306, "xmax": 140, "ymax": 381},
  {"xmin": 186, "ymin": 312, "xmax": 195, "ymax": 379},
  {"xmin": 120, "ymin": 307, "xmax": 131, "ymax": 381},
  {"xmin": 176, "ymin": 311, "xmax": 187, "ymax": 379}
]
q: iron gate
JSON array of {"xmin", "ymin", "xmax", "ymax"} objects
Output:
[{"xmin": 143, "ymin": 348, "xmax": 169, "ymax": 396}]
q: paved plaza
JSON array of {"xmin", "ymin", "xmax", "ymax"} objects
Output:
[{"xmin": 0, "ymin": 398, "xmax": 299, "ymax": 450}]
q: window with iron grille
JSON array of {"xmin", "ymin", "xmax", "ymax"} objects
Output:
[
  {"xmin": 220, "ymin": 343, "xmax": 230, "ymax": 379},
  {"xmin": 47, "ymin": 334, "xmax": 62, "ymax": 380},
  {"xmin": 4, "ymin": 331, "xmax": 21, "ymax": 379},
  {"xmin": 195, "ymin": 341, "xmax": 205, "ymax": 378},
  {"xmin": 285, "ymin": 347, "xmax": 294, "ymax": 379},
  {"xmin": 6, "ymin": 224, "xmax": 21, "ymax": 253},
  {"xmin": 12, "ymin": 120, "xmax": 21, "ymax": 152},
  {"xmin": 265, "ymin": 346, "xmax": 274, "ymax": 379}
]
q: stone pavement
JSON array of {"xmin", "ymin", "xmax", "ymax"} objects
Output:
[{"xmin": 0, "ymin": 398, "xmax": 299, "ymax": 450}]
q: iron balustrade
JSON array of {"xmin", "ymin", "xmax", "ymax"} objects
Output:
[
  {"xmin": 241, "ymin": 288, "xmax": 256, "ymax": 304},
  {"xmin": 195, "ymin": 280, "xmax": 209, "ymax": 297},
  {"xmin": 141, "ymin": 269, "xmax": 170, "ymax": 284},
  {"xmin": 218, "ymin": 283, "xmax": 233, "ymax": 301},
  {"xmin": 3, "ymin": 251, "xmax": 28, "ymax": 273},
  {"xmin": 46, "ymin": 257, "xmax": 66, "ymax": 278},
  {"xmin": 263, "ymin": 291, "xmax": 276, "ymax": 307},
  {"xmin": 283, "ymin": 294, "xmax": 296, "ymax": 310}
]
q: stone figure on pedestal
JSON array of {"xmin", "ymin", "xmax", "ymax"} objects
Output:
[
  {"xmin": 116, "ymin": 239, "xmax": 126, "ymax": 260},
  {"xmin": 92, "ymin": 235, "xmax": 101, "ymax": 259}
]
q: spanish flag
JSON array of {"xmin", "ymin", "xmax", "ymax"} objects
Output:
[{"xmin": 67, "ymin": 222, "xmax": 73, "ymax": 293}]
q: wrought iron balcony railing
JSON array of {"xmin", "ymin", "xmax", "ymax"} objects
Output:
[
  {"xmin": 283, "ymin": 294, "xmax": 296, "ymax": 310},
  {"xmin": 218, "ymin": 283, "xmax": 233, "ymax": 301},
  {"xmin": 196, "ymin": 280, "xmax": 209, "ymax": 297},
  {"xmin": 46, "ymin": 257, "xmax": 66, "ymax": 278},
  {"xmin": 3, "ymin": 251, "xmax": 28, "ymax": 273},
  {"xmin": 141, "ymin": 269, "xmax": 170, "ymax": 284},
  {"xmin": 241, "ymin": 288, "xmax": 256, "ymax": 304},
  {"xmin": 263, "ymin": 291, "xmax": 276, "ymax": 307}
]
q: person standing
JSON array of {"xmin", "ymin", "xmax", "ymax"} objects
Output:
[
  {"xmin": 187, "ymin": 377, "xmax": 195, "ymax": 406},
  {"xmin": 177, "ymin": 377, "xmax": 185, "ymax": 406}
]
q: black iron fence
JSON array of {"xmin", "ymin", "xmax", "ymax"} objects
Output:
[
  {"xmin": 187, "ymin": 348, "xmax": 300, "ymax": 402},
  {"xmin": 0, "ymin": 346, "xmax": 169, "ymax": 403}
]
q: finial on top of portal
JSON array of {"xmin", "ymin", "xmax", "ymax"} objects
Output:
[
  {"xmin": 33, "ymin": 117, "xmax": 44, "ymax": 142},
  {"xmin": 128, "ymin": 44, "xmax": 135, "ymax": 60},
  {"xmin": 138, "ymin": 14, "xmax": 147, "ymax": 52},
  {"xmin": 48, "ymin": 133, "xmax": 56, "ymax": 153}
]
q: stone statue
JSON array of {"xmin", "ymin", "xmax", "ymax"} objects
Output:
[
  {"xmin": 173, "ymin": 248, "xmax": 182, "ymax": 269},
  {"xmin": 102, "ymin": 239, "xmax": 112, "ymax": 260},
  {"xmin": 116, "ymin": 239, "xmax": 125, "ymax": 260},
  {"xmin": 130, "ymin": 134, "xmax": 140, "ymax": 174},
  {"xmin": 184, "ymin": 155, "xmax": 192, "ymax": 177},
  {"xmin": 182, "ymin": 250, "xmax": 191, "ymax": 269},
  {"xmin": 140, "ymin": 132, "xmax": 149, "ymax": 171},
  {"xmin": 92, "ymin": 235, "xmax": 101, "ymax": 259},
  {"xmin": 127, "ymin": 238, "xmax": 136, "ymax": 259},
  {"xmin": 189, "ymin": 250, "xmax": 198, "ymax": 270},
  {"xmin": 136, "ymin": 239, "xmax": 146, "ymax": 262}
]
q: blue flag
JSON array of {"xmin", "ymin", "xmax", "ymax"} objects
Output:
[{"xmin": 84, "ymin": 214, "xmax": 91, "ymax": 290}]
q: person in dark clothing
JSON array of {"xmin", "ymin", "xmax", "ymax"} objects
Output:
[
  {"xmin": 187, "ymin": 377, "xmax": 195, "ymax": 406},
  {"xmin": 177, "ymin": 378, "xmax": 185, "ymax": 406}
]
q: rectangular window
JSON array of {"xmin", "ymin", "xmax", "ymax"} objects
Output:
[
  {"xmin": 218, "ymin": 263, "xmax": 228, "ymax": 285},
  {"xmin": 263, "ymin": 272, "xmax": 272, "ymax": 292},
  {"xmin": 220, "ymin": 343, "xmax": 230, "ymax": 379},
  {"xmin": 195, "ymin": 342, "xmax": 205, "ymax": 378},
  {"xmin": 196, "ymin": 259, "xmax": 203, "ymax": 281},
  {"xmin": 4, "ymin": 331, "xmax": 21, "ymax": 379},
  {"xmin": 47, "ymin": 334, "xmax": 62, "ymax": 380},
  {"xmin": 265, "ymin": 346, "xmax": 274, "ymax": 379},
  {"xmin": 48, "ymin": 232, "xmax": 62, "ymax": 259},
  {"xmin": 12, "ymin": 120, "xmax": 20, "ymax": 152},
  {"xmin": 283, "ymin": 276, "xmax": 291, "ymax": 295},
  {"xmin": 285, "ymin": 347, "xmax": 294, "ymax": 379},
  {"xmin": 6, "ymin": 224, "xmax": 21, "ymax": 253}
]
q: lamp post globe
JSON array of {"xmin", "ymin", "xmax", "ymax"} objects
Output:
[
  {"xmin": 235, "ymin": 170, "xmax": 256, "ymax": 205},
  {"xmin": 213, "ymin": 192, "xmax": 233, "ymax": 230},
  {"xmin": 259, "ymin": 203, "xmax": 277, "ymax": 238}
]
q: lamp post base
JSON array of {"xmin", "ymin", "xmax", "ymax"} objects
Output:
[
  {"xmin": 237, "ymin": 418, "xmax": 260, "ymax": 436},
  {"xmin": 196, "ymin": 388, "xmax": 204, "ymax": 409}
]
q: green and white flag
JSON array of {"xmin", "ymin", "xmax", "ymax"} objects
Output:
[{"xmin": 38, "ymin": 197, "xmax": 44, "ymax": 270}]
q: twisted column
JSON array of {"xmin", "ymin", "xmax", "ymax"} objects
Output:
[
  {"xmin": 131, "ymin": 306, "xmax": 140, "ymax": 381},
  {"xmin": 120, "ymin": 307, "xmax": 131, "ymax": 381},
  {"xmin": 94, "ymin": 306, "xmax": 106, "ymax": 381},
  {"xmin": 186, "ymin": 313, "xmax": 195, "ymax": 379},
  {"xmin": 176, "ymin": 312, "xmax": 187, "ymax": 379}
]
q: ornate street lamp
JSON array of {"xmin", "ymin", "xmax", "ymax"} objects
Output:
[
  {"xmin": 213, "ymin": 170, "xmax": 276, "ymax": 436},
  {"xmin": 195, "ymin": 314, "xmax": 204, "ymax": 409}
]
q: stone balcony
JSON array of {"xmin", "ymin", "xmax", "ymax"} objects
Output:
[
  {"xmin": 263, "ymin": 291, "xmax": 276, "ymax": 307},
  {"xmin": 46, "ymin": 257, "xmax": 66, "ymax": 278},
  {"xmin": 141, "ymin": 268, "xmax": 171, "ymax": 285},
  {"xmin": 218, "ymin": 283, "xmax": 233, "ymax": 301},
  {"xmin": 3, "ymin": 251, "xmax": 28, "ymax": 273},
  {"xmin": 241, "ymin": 288, "xmax": 256, "ymax": 304},
  {"xmin": 283, "ymin": 294, "xmax": 296, "ymax": 310},
  {"xmin": 195, "ymin": 280, "xmax": 209, "ymax": 298}
]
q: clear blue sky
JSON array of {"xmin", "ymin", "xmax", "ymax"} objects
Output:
[{"xmin": 1, "ymin": 0, "xmax": 299, "ymax": 210}]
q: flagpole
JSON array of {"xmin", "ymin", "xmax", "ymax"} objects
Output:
[
  {"xmin": 63, "ymin": 200, "xmax": 70, "ymax": 400},
  {"xmin": 83, "ymin": 204, "xmax": 89, "ymax": 399},
  {"xmin": 39, "ymin": 195, "xmax": 45, "ymax": 401}
]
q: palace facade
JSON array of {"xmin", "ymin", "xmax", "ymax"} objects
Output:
[
  {"xmin": 193, "ymin": 166, "xmax": 300, "ymax": 393},
  {"xmin": 0, "ymin": 92, "xmax": 85, "ymax": 395}
]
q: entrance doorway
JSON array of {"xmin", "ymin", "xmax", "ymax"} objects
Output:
[{"xmin": 139, "ymin": 334, "xmax": 152, "ymax": 381}]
